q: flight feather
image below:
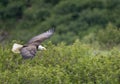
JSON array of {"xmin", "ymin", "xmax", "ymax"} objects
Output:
[{"xmin": 19, "ymin": 28, "xmax": 54, "ymax": 59}]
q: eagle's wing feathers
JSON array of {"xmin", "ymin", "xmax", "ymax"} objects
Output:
[
  {"xmin": 20, "ymin": 46, "xmax": 37, "ymax": 59},
  {"xmin": 28, "ymin": 29, "xmax": 54, "ymax": 45},
  {"xmin": 20, "ymin": 29, "xmax": 54, "ymax": 59}
]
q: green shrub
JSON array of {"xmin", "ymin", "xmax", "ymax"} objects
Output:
[
  {"xmin": 0, "ymin": 40, "xmax": 120, "ymax": 84},
  {"xmin": 96, "ymin": 23, "xmax": 120, "ymax": 48}
]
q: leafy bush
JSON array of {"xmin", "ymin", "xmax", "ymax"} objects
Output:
[
  {"xmin": 0, "ymin": 40, "xmax": 120, "ymax": 84},
  {"xmin": 96, "ymin": 23, "xmax": 120, "ymax": 48}
]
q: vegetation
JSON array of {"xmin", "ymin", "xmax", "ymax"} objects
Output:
[
  {"xmin": 0, "ymin": 41, "xmax": 120, "ymax": 84},
  {"xmin": 0, "ymin": 0, "xmax": 120, "ymax": 83},
  {"xmin": 0, "ymin": 0, "xmax": 120, "ymax": 44}
]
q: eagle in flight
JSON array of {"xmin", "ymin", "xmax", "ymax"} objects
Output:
[{"xmin": 12, "ymin": 29, "xmax": 54, "ymax": 59}]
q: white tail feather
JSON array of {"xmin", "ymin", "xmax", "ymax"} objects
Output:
[{"xmin": 12, "ymin": 43, "xmax": 23, "ymax": 53}]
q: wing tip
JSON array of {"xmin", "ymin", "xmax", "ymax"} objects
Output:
[
  {"xmin": 48, "ymin": 28, "xmax": 55, "ymax": 34},
  {"xmin": 50, "ymin": 28, "xmax": 55, "ymax": 32}
]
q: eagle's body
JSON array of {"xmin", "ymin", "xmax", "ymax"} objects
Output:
[
  {"xmin": 20, "ymin": 45, "xmax": 37, "ymax": 59},
  {"xmin": 12, "ymin": 29, "xmax": 54, "ymax": 59}
]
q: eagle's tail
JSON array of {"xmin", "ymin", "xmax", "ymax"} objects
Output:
[{"xmin": 12, "ymin": 43, "xmax": 23, "ymax": 53}]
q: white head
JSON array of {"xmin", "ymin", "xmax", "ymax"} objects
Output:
[
  {"xmin": 12, "ymin": 43, "xmax": 23, "ymax": 53},
  {"xmin": 38, "ymin": 45, "xmax": 46, "ymax": 50}
]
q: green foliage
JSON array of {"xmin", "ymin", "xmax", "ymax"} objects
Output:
[
  {"xmin": 0, "ymin": 41, "xmax": 120, "ymax": 84},
  {"xmin": 97, "ymin": 23, "xmax": 120, "ymax": 48},
  {"xmin": 0, "ymin": 0, "xmax": 26, "ymax": 19},
  {"xmin": 81, "ymin": 23, "xmax": 120, "ymax": 49},
  {"xmin": 0, "ymin": 0, "xmax": 120, "ymax": 83},
  {"xmin": 0, "ymin": 0, "xmax": 120, "ymax": 44}
]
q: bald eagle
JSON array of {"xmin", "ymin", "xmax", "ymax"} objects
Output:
[{"xmin": 12, "ymin": 29, "xmax": 54, "ymax": 59}]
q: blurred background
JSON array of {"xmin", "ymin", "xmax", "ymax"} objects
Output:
[{"xmin": 0, "ymin": 0, "xmax": 120, "ymax": 48}]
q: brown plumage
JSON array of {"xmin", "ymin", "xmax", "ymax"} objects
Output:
[{"xmin": 20, "ymin": 29, "xmax": 54, "ymax": 59}]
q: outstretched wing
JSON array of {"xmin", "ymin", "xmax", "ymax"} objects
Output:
[
  {"xmin": 20, "ymin": 29, "xmax": 54, "ymax": 59},
  {"xmin": 20, "ymin": 46, "xmax": 37, "ymax": 59},
  {"xmin": 27, "ymin": 29, "xmax": 54, "ymax": 46}
]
